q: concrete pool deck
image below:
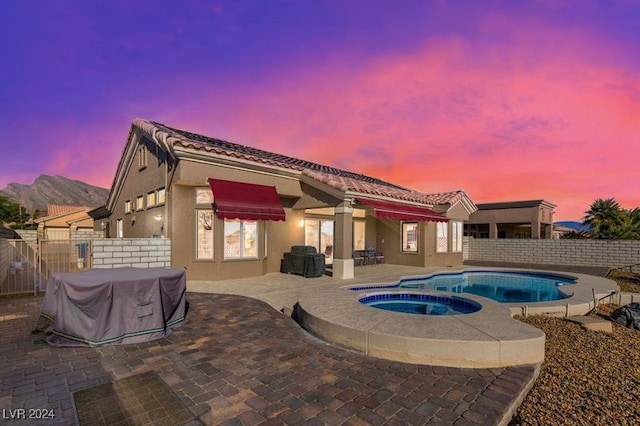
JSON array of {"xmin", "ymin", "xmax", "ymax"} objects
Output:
[{"xmin": 188, "ymin": 264, "xmax": 618, "ymax": 369}]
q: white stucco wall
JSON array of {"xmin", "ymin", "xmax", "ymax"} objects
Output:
[{"xmin": 92, "ymin": 238, "xmax": 171, "ymax": 269}]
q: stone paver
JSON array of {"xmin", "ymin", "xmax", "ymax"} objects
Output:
[{"xmin": 0, "ymin": 291, "xmax": 536, "ymax": 425}]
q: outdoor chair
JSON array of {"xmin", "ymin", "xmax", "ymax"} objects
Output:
[
  {"xmin": 353, "ymin": 250, "xmax": 367, "ymax": 266},
  {"xmin": 366, "ymin": 247, "xmax": 384, "ymax": 265}
]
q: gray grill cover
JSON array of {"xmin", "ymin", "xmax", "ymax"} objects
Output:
[{"xmin": 36, "ymin": 267, "xmax": 187, "ymax": 347}]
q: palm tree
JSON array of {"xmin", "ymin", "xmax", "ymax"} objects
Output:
[
  {"xmin": 582, "ymin": 198, "xmax": 624, "ymax": 239},
  {"xmin": 611, "ymin": 208, "xmax": 640, "ymax": 240}
]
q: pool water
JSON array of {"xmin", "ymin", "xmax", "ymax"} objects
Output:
[
  {"xmin": 360, "ymin": 293, "xmax": 481, "ymax": 315},
  {"xmin": 398, "ymin": 271, "xmax": 575, "ymax": 303}
]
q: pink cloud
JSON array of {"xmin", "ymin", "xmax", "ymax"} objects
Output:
[
  {"xmin": 10, "ymin": 7, "xmax": 635, "ymax": 221},
  {"xmin": 159, "ymin": 18, "xmax": 638, "ymax": 220}
]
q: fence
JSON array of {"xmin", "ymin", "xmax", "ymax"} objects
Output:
[
  {"xmin": 0, "ymin": 239, "xmax": 92, "ymax": 295},
  {"xmin": 0, "ymin": 237, "xmax": 172, "ymax": 295},
  {"xmin": 0, "ymin": 239, "xmax": 43, "ymax": 295},
  {"xmin": 465, "ymin": 239, "xmax": 640, "ymax": 273}
]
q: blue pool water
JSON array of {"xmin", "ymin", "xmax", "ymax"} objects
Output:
[
  {"xmin": 353, "ymin": 271, "xmax": 576, "ymax": 303},
  {"xmin": 360, "ymin": 293, "xmax": 481, "ymax": 315}
]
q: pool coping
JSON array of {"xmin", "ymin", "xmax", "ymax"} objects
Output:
[{"xmin": 293, "ymin": 267, "xmax": 618, "ymax": 368}]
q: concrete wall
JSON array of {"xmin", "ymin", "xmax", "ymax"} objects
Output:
[
  {"xmin": 92, "ymin": 238, "xmax": 171, "ymax": 269},
  {"xmin": 466, "ymin": 238, "xmax": 640, "ymax": 270}
]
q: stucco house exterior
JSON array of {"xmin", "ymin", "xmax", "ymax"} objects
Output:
[
  {"xmin": 100, "ymin": 119, "xmax": 477, "ymax": 280},
  {"xmin": 464, "ymin": 200, "xmax": 556, "ymax": 239}
]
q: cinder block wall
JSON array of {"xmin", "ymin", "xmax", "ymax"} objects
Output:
[
  {"xmin": 71, "ymin": 231, "xmax": 104, "ymax": 242},
  {"xmin": 92, "ymin": 238, "xmax": 171, "ymax": 269},
  {"xmin": 466, "ymin": 239, "xmax": 640, "ymax": 269}
]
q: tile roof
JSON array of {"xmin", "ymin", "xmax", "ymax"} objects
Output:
[
  {"xmin": 149, "ymin": 121, "xmax": 404, "ymax": 190},
  {"xmin": 136, "ymin": 119, "xmax": 469, "ymax": 207},
  {"xmin": 44, "ymin": 205, "xmax": 89, "ymax": 217}
]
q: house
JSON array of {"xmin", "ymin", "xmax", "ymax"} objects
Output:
[
  {"xmin": 464, "ymin": 200, "xmax": 556, "ymax": 239},
  {"xmin": 100, "ymin": 119, "xmax": 477, "ymax": 280},
  {"xmin": 35, "ymin": 205, "xmax": 95, "ymax": 240}
]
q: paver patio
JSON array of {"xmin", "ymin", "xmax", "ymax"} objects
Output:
[{"xmin": 1, "ymin": 280, "xmax": 537, "ymax": 425}]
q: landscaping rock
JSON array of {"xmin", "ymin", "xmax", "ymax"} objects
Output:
[{"xmin": 610, "ymin": 302, "xmax": 640, "ymax": 330}]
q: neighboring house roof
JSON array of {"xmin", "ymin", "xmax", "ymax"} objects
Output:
[
  {"xmin": 109, "ymin": 119, "xmax": 476, "ymax": 213},
  {"xmin": 35, "ymin": 206, "xmax": 90, "ymax": 224},
  {"xmin": 43, "ymin": 205, "xmax": 89, "ymax": 217},
  {"xmin": 476, "ymin": 200, "xmax": 557, "ymax": 210}
]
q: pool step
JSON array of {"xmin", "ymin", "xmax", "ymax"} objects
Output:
[{"xmin": 565, "ymin": 316, "xmax": 613, "ymax": 333}]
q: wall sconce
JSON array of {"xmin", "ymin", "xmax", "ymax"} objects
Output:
[
  {"xmin": 155, "ymin": 214, "xmax": 164, "ymax": 233},
  {"xmin": 298, "ymin": 219, "xmax": 305, "ymax": 228}
]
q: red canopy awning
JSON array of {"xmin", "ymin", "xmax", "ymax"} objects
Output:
[
  {"xmin": 207, "ymin": 178, "xmax": 286, "ymax": 221},
  {"xmin": 356, "ymin": 198, "xmax": 448, "ymax": 222}
]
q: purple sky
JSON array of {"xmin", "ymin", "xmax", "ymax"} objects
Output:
[{"xmin": 1, "ymin": 0, "xmax": 639, "ymax": 220}]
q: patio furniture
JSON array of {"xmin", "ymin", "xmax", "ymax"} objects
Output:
[
  {"xmin": 353, "ymin": 250, "xmax": 367, "ymax": 266},
  {"xmin": 35, "ymin": 267, "xmax": 188, "ymax": 347},
  {"xmin": 353, "ymin": 249, "xmax": 384, "ymax": 266},
  {"xmin": 371, "ymin": 250, "xmax": 384, "ymax": 265},
  {"xmin": 281, "ymin": 245, "xmax": 326, "ymax": 277}
]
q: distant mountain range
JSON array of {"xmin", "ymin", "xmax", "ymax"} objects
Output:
[
  {"xmin": 554, "ymin": 221, "xmax": 591, "ymax": 233},
  {"xmin": 0, "ymin": 175, "xmax": 109, "ymax": 213}
]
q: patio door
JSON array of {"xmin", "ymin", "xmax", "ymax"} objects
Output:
[{"xmin": 304, "ymin": 219, "xmax": 334, "ymax": 264}]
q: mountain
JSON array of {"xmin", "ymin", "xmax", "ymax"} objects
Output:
[
  {"xmin": 0, "ymin": 175, "xmax": 109, "ymax": 213},
  {"xmin": 554, "ymin": 221, "xmax": 591, "ymax": 233}
]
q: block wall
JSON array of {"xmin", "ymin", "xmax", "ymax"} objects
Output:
[
  {"xmin": 92, "ymin": 238, "xmax": 171, "ymax": 269},
  {"xmin": 466, "ymin": 239, "xmax": 640, "ymax": 270}
]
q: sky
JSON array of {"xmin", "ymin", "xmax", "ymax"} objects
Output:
[{"xmin": 1, "ymin": 0, "xmax": 639, "ymax": 221}]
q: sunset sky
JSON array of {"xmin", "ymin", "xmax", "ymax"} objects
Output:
[{"xmin": 1, "ymin": 0, "xmax": 638, "ymax": 220}]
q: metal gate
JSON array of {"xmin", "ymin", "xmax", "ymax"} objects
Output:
[{"xmin": 0, "ymin": 239, "xmax": 92, "ymax": 295}]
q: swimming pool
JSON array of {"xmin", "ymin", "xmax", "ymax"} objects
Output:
[
  {"xmin": 360, "ymin": 292, "xmax": 481, "ymax": 315},
  {"xmin": 351, "ymin": 270, "xmax": 576, "ymax": 303}
]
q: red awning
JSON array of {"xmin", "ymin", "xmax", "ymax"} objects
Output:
[
  {"xmin": 207, "ymin": 178, "xmax": 286, "ymax": 221},
  {"xmin": 356, "ymin": 198, "xmax": 448, "ymax": 222}
]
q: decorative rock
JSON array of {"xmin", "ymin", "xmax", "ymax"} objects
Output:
[{"xmin": 565, "ymin": 316, "xmax": 613, "ymax": 333}]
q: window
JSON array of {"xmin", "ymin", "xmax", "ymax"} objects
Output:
[
  {"xmin": 436, "ymin": 222, "xmax": 448, "ymax": 253},
  {"xmin": 196, "ymin": 210, "xmax": 214, "ymax": 259},
  {"xmin": 157, "ymin": 188, "xmax": 166, "ymax": 204},
  {"xmin": 452, "ymin": 221, "xmax": 463, "ymax": 253},
  {"xmin": 196, "ymin": 188, "xmax": 213, "ymax": 204},
  {"xmin": 116, "ymin": 218, "xmax": 123, "ymax": 238},
  {"xmin": 224, "ymin": 220, "xmax": 257, "ymax": 259},
  {"xmin": 147, "ymin": 191, "xmax": 156, "ymax": 207},
  {"xmin": 124, "ymin": 200, "xmax": 132, "ymax": 214},
  {"xmin": 402, "ymin": 222, "xmax": 418, "ymax": 252},
  {"xmin": 138, "ymin": 146, "xmax": 147, "ymax": 169},
  {"xmin": 353, "ymin": 221, "xmax": 366, "ymax": 251},
  {"xmin": 305, "ymin": 219, "xmax": 334, "ymax": 261},
  {"xmin": 136, "ymin": 196, "xmax": 144, "ymax": 211}
]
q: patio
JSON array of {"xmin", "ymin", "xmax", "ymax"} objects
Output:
[{"xmin": 0, "ymin": 264, "xmax": 545, "ymax": 425}]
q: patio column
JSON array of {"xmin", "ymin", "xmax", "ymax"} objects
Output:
[
  {"xmin": 532, "ymin": 220, "xmax": 541, "ymax": 239},
  {"xmin": 489, "ymin": 222, "xmax": 498, "ymax": 239},
  {"xmin": 333, "ymin": 200, "xmax": 354, "ymax": 279}
]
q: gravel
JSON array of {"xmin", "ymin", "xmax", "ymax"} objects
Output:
[{"xmin": 511, "ymin": 273, "xmax": 640, "ymax": 425}]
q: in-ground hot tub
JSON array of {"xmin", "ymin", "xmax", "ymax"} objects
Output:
[
  {"xmin": 360, "ymin": 292, "xmax": 481, "ymax": 315},
  {"xmin": 294, "ymin": 287, "xmax": 545, "ymax": 368}
]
